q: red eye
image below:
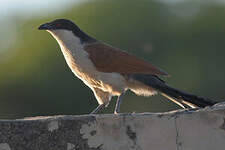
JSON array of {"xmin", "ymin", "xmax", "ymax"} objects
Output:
[{"xmin": 55, "ymin": 24, "xmax": 61, "ymax": 27}]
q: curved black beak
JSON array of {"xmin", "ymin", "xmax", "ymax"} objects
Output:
[{"xmin": 38, "ymin": 23, "xmax": 51, "ymax": 30}]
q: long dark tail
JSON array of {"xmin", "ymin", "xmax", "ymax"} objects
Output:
[{"xmin": 129, "ymin": 74, "xmax": 217, "ymax": 108}]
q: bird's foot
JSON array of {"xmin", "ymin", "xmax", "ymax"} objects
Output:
[{"xmin": 114, "ymin": 111, "xmax": 120, "ymax": 115}]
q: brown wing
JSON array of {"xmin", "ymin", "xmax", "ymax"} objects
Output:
[{"xmin": 84, "ymin": 42, "xmax": 168, "ymax": 76}]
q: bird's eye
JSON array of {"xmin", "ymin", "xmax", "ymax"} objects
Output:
[{"xmin": 55, "ymin": 24, "xmax": 61, "ymax": 27}]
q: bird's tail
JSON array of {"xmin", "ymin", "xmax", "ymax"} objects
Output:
[{"xmin": 129, "ymin": 74, "xmax": 217, "ymax": 108}]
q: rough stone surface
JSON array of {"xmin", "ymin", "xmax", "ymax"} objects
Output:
[{"xmin": 1, "ymin": 103, "xmax": 225, "ymax": 150}]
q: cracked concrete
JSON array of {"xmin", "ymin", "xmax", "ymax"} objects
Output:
[
  {"xmin": 48, "ymin": 120, "xmax": 59, "ymax": 132},
  {"xmin": 0, "ymin": 103, "xmax": 225, "ymax": 150},
  {"xmin": 174, "ymin": 116, "xmax": 181, "ymax": 150},
  {"xmin": 0, "ymin": 143, "xmax": 11, "ymax": 150}
]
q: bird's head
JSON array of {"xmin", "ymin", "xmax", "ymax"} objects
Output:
[
  {"xmin": 38, "ymin": 19, "xmax": 77, "ymax": 31},
  {"xmin": 38, "ymin": 19, "xmax": 96, "ymax": 43}
]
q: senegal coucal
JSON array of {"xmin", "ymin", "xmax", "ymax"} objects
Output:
[{"xmin": 38, "ymin": 19, "xmax": 216, "ymax": 114}]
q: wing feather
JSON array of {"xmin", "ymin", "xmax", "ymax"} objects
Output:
[{"xmin": 84, "ymin": 42, "xmax": 168, "ymax": 76}]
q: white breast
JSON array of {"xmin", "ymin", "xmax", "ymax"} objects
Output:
[{"xmin": 47, "ymin": 30, "xmax": 126, "ymax": 95}]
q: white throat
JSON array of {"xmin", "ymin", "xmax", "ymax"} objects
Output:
[
  {"xmin": 47, "ymin": 29, "xmax": 83, "ymax": 51},
  {"xmin": 46, "ymin": 29, "xmax": 98, "ymax": 86}
]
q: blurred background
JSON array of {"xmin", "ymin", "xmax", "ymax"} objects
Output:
[{"xmin": 1, "ymin": 0, "xmax": 225, "ymax": 119}]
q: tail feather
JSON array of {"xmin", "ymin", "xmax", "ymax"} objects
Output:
[
  {"xmin": 161, "ymin": 93, "xmax": 186, "ymax": 108},
  {"xmin": 129, "ymin": 74, "xmax": 217, "ymax": 107}
]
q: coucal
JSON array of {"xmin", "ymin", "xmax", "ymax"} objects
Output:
[{"xmin": 38, "ymin": 19, "xmax": 216, "ymax": 114}]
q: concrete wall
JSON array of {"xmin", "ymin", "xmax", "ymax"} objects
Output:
[{"xmin": 0, "ymin": 103, "xmax": 225, "ymax": 150}]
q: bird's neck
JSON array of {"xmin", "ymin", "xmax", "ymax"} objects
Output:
[
  {"xmin": 47, "ymin": 29, "xmax": 99, "ymax": 85},
  {"xmin": 48, "ymin": 30, "xmax": 83, "ymax": 52},
  {"xmin": 47, "ymin": 29, "xmax": 94, "ymax": 74},
  {"xmin": 72, "ymin": 28, "xmax": 96, "ymax": 43}
]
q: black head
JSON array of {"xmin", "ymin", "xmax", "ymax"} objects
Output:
[
  {"xmin": 38, "ymin": 19, "xmax": 96, "ymax": 43},
  {"xmin": 38, "ymin": 19, "xmax": 78, "ymax": 31}
]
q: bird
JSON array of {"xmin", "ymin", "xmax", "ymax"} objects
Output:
[{"xmin": 38, "ymin": 19, "xmax": 217, "ymax": 114}]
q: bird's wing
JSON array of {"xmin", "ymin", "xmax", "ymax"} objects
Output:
[{"xmin": 84, "ymin": 42, "xmax": 168, "ymax": 76}]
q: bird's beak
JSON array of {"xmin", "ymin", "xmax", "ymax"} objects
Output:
[{"xmin": 38, "ymin": 23, "xmax": 51, "ymax": 30}]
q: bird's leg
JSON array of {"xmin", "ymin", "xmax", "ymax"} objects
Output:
[
  {"xmin": 90, "ymin": 104, "xmax": 106, "ymax": 114},
  {"xmin": 114, "ymin": 92, "xmax": 126, "ymax": 114}
]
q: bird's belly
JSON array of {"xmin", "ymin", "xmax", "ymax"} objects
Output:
[
  {"xmin": 62, "ymin": 48, "xmax": 126, "ymax": 95},
  {"xmin": 67, "ymin": 62, "xmax": 101, "ymax": 88},
  {"xmin": 69, "ymin": 63, "xmax": 125, "ymax": 96},
  {"xmin": 97, "ymin": 72, "xmax": 126, "ymax": 95},
  {"xmin": 74, "ymin": 69, "xmax": 126, "ymax": 96}
]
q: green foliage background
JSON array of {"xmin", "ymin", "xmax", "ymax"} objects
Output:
[{"xmin": 1, "ymin": 0, "xmax": 225, "ymax": 118}]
